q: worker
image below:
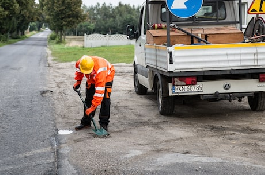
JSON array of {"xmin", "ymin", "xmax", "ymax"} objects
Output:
[{"xmin": 73, "ymin": 55, "xmax": 115, "ymax": 131}]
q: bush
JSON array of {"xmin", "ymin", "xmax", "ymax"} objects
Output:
[
  {"xmin": 11, "ymin": 33, "xmax": 20, "ymax": 39},
  {"xmin": 0, "ymin": 34, "xmax": 8, "ymax": 42},
  {"xmin": 49, "ymin": 32, "xmax": 58, "ymax": 40},
  {"xmin": 29, "ymin": 22, "xmax": 38, "ymax": 32}
]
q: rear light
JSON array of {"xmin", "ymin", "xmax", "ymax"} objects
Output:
[
  {"xmin": 259, "ymin": 74, "xmax": 265, "ymax": 82},
  {"xmin": 172, "ymin": 77, "xmax": 197, "ymax": 86}
]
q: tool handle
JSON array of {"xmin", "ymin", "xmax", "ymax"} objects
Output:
[
  {"xmin": 74, "ymin": 89, "xmax": 87, "ymax": 108},
  {"xmin": 170, "ymin": 24, "xmax": 211, "ymax": 44},
  {"xmin": 74, "ymin": 89, "xmax": 98, "ymax": 130},
  {"xmin": 91, "ymin": 118, "xmax": 98, "ymax": 130}
]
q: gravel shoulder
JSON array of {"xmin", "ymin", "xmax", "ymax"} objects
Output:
[{"xmin": 46, "ymin": 49, "xmax": 265, "ymax": 174}]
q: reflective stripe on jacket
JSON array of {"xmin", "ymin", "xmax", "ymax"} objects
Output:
[{"xmin": 75, "ymin": 56, "xmax": 115, "ymax": 111}]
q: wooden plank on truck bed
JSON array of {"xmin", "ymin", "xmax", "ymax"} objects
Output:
[
  {"xmin": 146, "ymin": 27, "xmax": 244, "ymax": 45},
  {"xmin": 146, "ymin": 29, "xmax": 193, "ymax": 45},
  {"xmin": 202, "ymin": 27, "xmax": 244, "ymax": 44}
]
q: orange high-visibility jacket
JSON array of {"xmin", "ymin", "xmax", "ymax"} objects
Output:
[{"xmin": 75, "ymin": 56, "xmax": 115, "ymax": 111}]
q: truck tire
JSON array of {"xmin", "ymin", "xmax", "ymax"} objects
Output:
[
  {"xmin": 134, "ymin": 64, "xmax": 147, "ymax": 95},
  {"xmin": 157, "ymin": 79, "xmax": 174, "ymax": 115},
  {"xmin": 248, "ymin": 92, "xmax": 265, "ymax": 111}
]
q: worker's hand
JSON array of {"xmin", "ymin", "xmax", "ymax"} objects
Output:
[
  {"xmin": 73, "ymin": 80, "xmax": 81, "ymax": 91},
  {"xmin": 85, "ymin": 108, "xmax": 94, "ymax": 117}
]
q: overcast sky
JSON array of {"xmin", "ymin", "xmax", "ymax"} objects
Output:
[{"xmin": 81, "ymin": 0, "xmax": 143, "ymax": 7}]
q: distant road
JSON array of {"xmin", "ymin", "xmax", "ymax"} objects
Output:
[{"xmin": 0, "ymin": 30, "xmax": 57, "ymax": 174}]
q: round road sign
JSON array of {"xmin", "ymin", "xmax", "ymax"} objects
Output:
[{"xmin": 166, "ymin": 0, "xmax": 203, "ymax": 18}]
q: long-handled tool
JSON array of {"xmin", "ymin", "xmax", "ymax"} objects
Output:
[
  {"xmin": 74, "ymin": 89, "xmax": 108, "ymax": 136},
  {"xmin": 170, "ymin": 24, "xmax": 211, "ymax": 44}
]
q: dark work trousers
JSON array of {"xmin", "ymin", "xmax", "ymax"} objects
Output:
[{"xmin": 81, "ymin": 82, "xmax": 112, "ymax": 126}]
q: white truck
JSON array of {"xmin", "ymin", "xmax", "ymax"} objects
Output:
[{"xmin": 127, "ymin": 0, "xmax": 265, "ymax": 115}]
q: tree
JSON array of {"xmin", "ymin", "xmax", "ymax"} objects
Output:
[
  {"xmin": 16, "ymin": 0, "xmax": 36, "ymax": 36},
  {"xmin": 79, "ymin": 2, "xmax": 140, "ymax": 35},
  {"xmin": 29, "ymin": 22, "xmax": 38, "ymax": 31},
  {"xmin": 113, "ymin": 3, "xmax": 140, "ymax": 34},
  {"xmin": 43, "ymin": 0, "xmax": 85, "ymax": 42},
  {"xmin": 0, "ymin": 0, "xmax": 39, "ymax": 39},
  {"xmin": 0, "ymin": 0, "xmax": 20, "ymax": 35},
  {"xmin": 38, "ymin": 0, "xmax": 48, "ymax": 31}
]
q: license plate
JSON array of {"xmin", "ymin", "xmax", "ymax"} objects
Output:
[{"xmin": 172, "ymin": 84, "xmax": 203, "ymax": 93}]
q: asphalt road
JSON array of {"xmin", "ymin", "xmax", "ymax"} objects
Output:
[{"xmin": 0, "ymin": 31, "xmax": 57, "ymax": 174}]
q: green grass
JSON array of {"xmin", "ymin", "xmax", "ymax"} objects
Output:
[
  {"xmin": 0, "ymin": 31, "xmax": 38, "ymax": 47},
  {"xmin": 48, "ymin": 40, "xmax": 134, "ymax": 64}
]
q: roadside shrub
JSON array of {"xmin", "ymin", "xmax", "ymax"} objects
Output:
[
  {"xmin": 11, "ymin": 33, "xmax": 20, "ymax": 39},
  {"xmin": 0, "ymin": 34, "xmax": 9, "ymax": 42},
  {"xmin": 50, "ymin": 32, "xmax": 58, "ymax": 40},
  {"xmin": 55, "ymin": 39, "xmax": 65, "ymax": 44}
]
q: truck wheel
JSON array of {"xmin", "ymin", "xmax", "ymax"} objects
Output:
[
  {"xmin": 248, "ymin": 92, "xmax": 265, "ymax": 111},
  {"xmin": 134, "ymin": 64, "xmax": 147, "ymax": 95},
  {"xmin": 157, "ymin": 80, "xmax": 174, "ymax": 115}
]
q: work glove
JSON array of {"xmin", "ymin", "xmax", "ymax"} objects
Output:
[
  {"xmin": 73, "ymin": 80, "xmax": 81, "ymax": 91},
  {"xmin": 85, "ymin": 107, "xmax": 94, "ymax": 117}
]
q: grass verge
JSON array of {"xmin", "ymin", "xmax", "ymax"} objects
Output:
[
  {"xmin": 48, "ymin": 40, "xmax": 134, "ymax": 64},
  {"xmin": 0, "ymin": 31, "xmax": 38, "ymax": 47}
]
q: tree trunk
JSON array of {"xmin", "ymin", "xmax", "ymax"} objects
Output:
[
  {"xmin": 63, "ymin": 30, "xmax": 65, "ymax": 41},
  {"xmin": 59, "ymin": 30, "xmax": 63, "ymax": 43}
]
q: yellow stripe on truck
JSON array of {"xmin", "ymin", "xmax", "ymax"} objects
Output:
[{"xmin": 174, "ymin": 42, "xmax": 265, "ymax": 50}]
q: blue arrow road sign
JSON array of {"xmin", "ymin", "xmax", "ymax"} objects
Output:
[{"xmin": 167, "ymin": 0, "xmax": 203, "ymax": 18}]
